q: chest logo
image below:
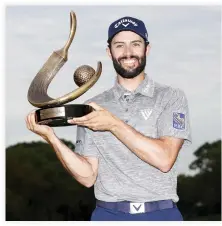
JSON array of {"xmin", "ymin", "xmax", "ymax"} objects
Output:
[{"xmin": 140, "ymin": 109, "xmax": 152, "ymax": 120}]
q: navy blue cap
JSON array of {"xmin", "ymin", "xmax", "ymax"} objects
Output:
[{"xmin": 108, "ymin": 16, "xmax": 149, "ymax": 43}]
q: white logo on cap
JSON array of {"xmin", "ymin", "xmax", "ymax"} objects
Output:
[
  {"xmin": 122, "ymin": 23, "xmax": 129, "ymax": 27},
  {"xmin": 114, "ymin": 18, "xmax": 138, "ymax": 29}
]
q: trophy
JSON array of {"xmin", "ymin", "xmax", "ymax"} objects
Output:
[{"xmin": 27, "ymin": 11, "xmax": 102, "ymax": 127}]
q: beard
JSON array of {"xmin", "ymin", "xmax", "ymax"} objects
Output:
[{"xmin": 111, "ymin": 51, "xmax": 146, "ymax": 79}]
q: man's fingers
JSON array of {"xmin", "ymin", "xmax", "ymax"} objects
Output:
[
  {"xmin": 26, "ymin": 110, "xmax": 36, "ymax": 130},
  {"xmin": 88, "ymin": 102, "xmax": 104, "ymax": 111},
  {"xmin": 68, "ymin": 111, "xmax": 98, "ymax": 123},
  {"xmin": 25, "ymin": 115, "xmax": 30, "ymax": 130},
  {"xmin": 27, "ymin": 113, "xmax": 32, "ymax": 130},
  {"xmin": 83, "ymin": 111, "xmax": 98, "ymax": 120},
  {"xmin": 68, "ymin": 118, "xmax": 97, "ymax": 127},
  {"xmin": 30, "ymin": 112, "xmax": 38, "ymax": 131},
  {"xmin": 79, "ymin": 122, "xmax": 98, "ymax": 131},
  {"xmin": 27, "ymin": 112, "xmax": 36, "ymax": 131}
]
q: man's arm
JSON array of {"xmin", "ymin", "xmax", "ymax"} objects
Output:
[
  {"xmin": 110, "ymin": 119, "xmax": 184, "ymax": 173},
  {"xmin": 47, "ymin": 134, "xmax": 99, "ymax": 187},
  {"xmin": 25, "ymin": 111, "xmax": 98, "ymax": 188},
  {"xmin": 68, "ymin": 105, "xmax": 183, "ymax": 173}
]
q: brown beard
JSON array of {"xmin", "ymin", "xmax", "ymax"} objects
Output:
[{"xmin": 111, "ymin": 51, "xmax": 146, "ymax": 79}]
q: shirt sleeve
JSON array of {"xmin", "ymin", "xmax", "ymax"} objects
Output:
[
  {"xmin": 74, "ymin": 125, "xmax": 99, "ymax": 158},
  {"xmin": 157, "ymin": 88, "xmax": 192, "ymax": 146}
]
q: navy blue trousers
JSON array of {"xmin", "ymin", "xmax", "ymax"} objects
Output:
[{"xmin": 91, "ymin": 206, "xmax": 183, "ymax": 221}]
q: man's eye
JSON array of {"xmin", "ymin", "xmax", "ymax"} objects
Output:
[
  {"xmin": 133, "ymin": 43, "xmax": 140, "ymax": 47},
  {"xmin": 116, "ymin": 45, "xmax": 123, "ymax": 48}
]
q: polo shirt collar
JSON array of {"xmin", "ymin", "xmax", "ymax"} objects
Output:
[{"xmin": 113, "ymin": 74, "xmax": 154, "ymax": 100}]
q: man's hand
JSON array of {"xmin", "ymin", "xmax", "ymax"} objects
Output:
[
  {"xmin": 67, "ymin": 102, "xmax": 119, "ymax": 131},
  {"xmin": 25, "ymin": 110, "xmax": 55, "ymax": 141}
]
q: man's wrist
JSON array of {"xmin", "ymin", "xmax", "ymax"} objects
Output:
[
  {"xmin": 110, "ymin": 116, "xmax": 122, "ymax": 134},
  {"xmin": 44, "ymin": 131, "xmax": 56, "ymax": 144}
]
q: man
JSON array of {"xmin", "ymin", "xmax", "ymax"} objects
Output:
[{"xmin": 26, "ymin": 16, "xmax": 191, "ymax": 221}]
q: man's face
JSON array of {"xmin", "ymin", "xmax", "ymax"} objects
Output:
[{"xmin": 108, "ymin": 31, "xmax": 148, "ymax": 79}]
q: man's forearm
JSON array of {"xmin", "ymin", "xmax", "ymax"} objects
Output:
[
  {"xmin": 46, "ymin": 134, "xmax": 96, "ymax": 187},
  {"xmin": 110, "ymin": 118, "xmax": 171, "ymax": 172}
]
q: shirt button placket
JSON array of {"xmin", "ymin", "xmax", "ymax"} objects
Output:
[{"xmin": 123, "ymin": 94, "xmax": 130, "ymax": 123}]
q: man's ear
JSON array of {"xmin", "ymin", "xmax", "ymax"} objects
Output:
[
  {"xmin": 146, "ymin": 43, "xmax": 151, "ymax": 56},
  {"xmin": 106, "ymin": 47, "xmax": 112, "ymax": 59}
]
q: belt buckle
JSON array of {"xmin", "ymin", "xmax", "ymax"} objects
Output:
[{"xmin": 129, "ymin": 202, "xmax": 145, "ymax": 214}]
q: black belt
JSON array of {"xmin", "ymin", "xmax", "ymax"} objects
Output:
[{"xmin": 96, "ymin": 199, "xmax": 177, "ymax": 214}]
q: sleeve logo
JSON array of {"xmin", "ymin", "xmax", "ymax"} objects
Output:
[
  {"xmin": 76, "ymin": 140, "xmax": 82, "ymax": 144},
  {"xmin": 173, "ymin": 112, "xmax": 185, "ymax": 130}
]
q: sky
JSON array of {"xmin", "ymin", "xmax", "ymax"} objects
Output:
[{"xmin": 5, "ymin": 5, "xmax": 221, "ymax": 174}]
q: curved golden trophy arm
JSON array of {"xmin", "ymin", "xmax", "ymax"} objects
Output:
[{"xmin": 27, "ymin": 11, "xmax": 102, "ymax": 108}]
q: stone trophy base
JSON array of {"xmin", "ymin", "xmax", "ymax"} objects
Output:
[{"xmin": 35, "ymin": 104, "xmax": 93, "ymax": 127}]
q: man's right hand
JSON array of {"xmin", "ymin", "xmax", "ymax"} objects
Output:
[{"xmin": 25, "ymin": 110, "xmax": 55, "ymax": 141}]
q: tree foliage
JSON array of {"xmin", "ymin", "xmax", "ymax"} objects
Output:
[
  {"xmin": 6, "ymin": 140, "xmax": 95, "ymax": 221},
  {"xmin": 177, "ymin": 140, "xmax": 221, "ymax": 221}
]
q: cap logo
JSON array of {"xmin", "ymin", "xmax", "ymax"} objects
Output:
[
  {"xmin": 122, "ymin": 23, "xmax": 129, "ymax": 27},
  {"xmin": 114, "ymin": 18, "xmax": 138, "ymax": 29}
]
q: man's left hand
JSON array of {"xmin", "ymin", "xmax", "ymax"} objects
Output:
[{"xmin": 67, "ymin": 102, "xmax": 118, "ymax": 131}]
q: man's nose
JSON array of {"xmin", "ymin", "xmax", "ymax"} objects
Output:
[{"xmin": 123, "ymin": 45, "xmax": 133, "ymax": 58}]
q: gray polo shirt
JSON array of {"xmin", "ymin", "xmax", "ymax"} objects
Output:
[{"xmin": 75, "ymin": 74, "xmax": 192, "ymax": 203}]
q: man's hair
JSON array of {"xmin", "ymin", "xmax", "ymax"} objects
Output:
[{"xmin": 107, "ymin": 38, "xmax": 149, "ymax": 49}]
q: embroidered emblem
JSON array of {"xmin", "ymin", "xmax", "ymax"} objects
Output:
[
  {"xmin": 122, "ymin": 23, "xmax": 130, "ymax": 27},
  {"xmin": 140, "ymin": 109, "xmax": 152, "ymax": 120},
  {"xmin": 76, "ymin": 140, "xmax": 82, "ymax": 144},
  {"xmin": 114, "ymin": 18, "xmax": 138, "ymax": 28},
  {"xmin": 173, "ymin": 112, "xmax": 185, "ymax": 130}
]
